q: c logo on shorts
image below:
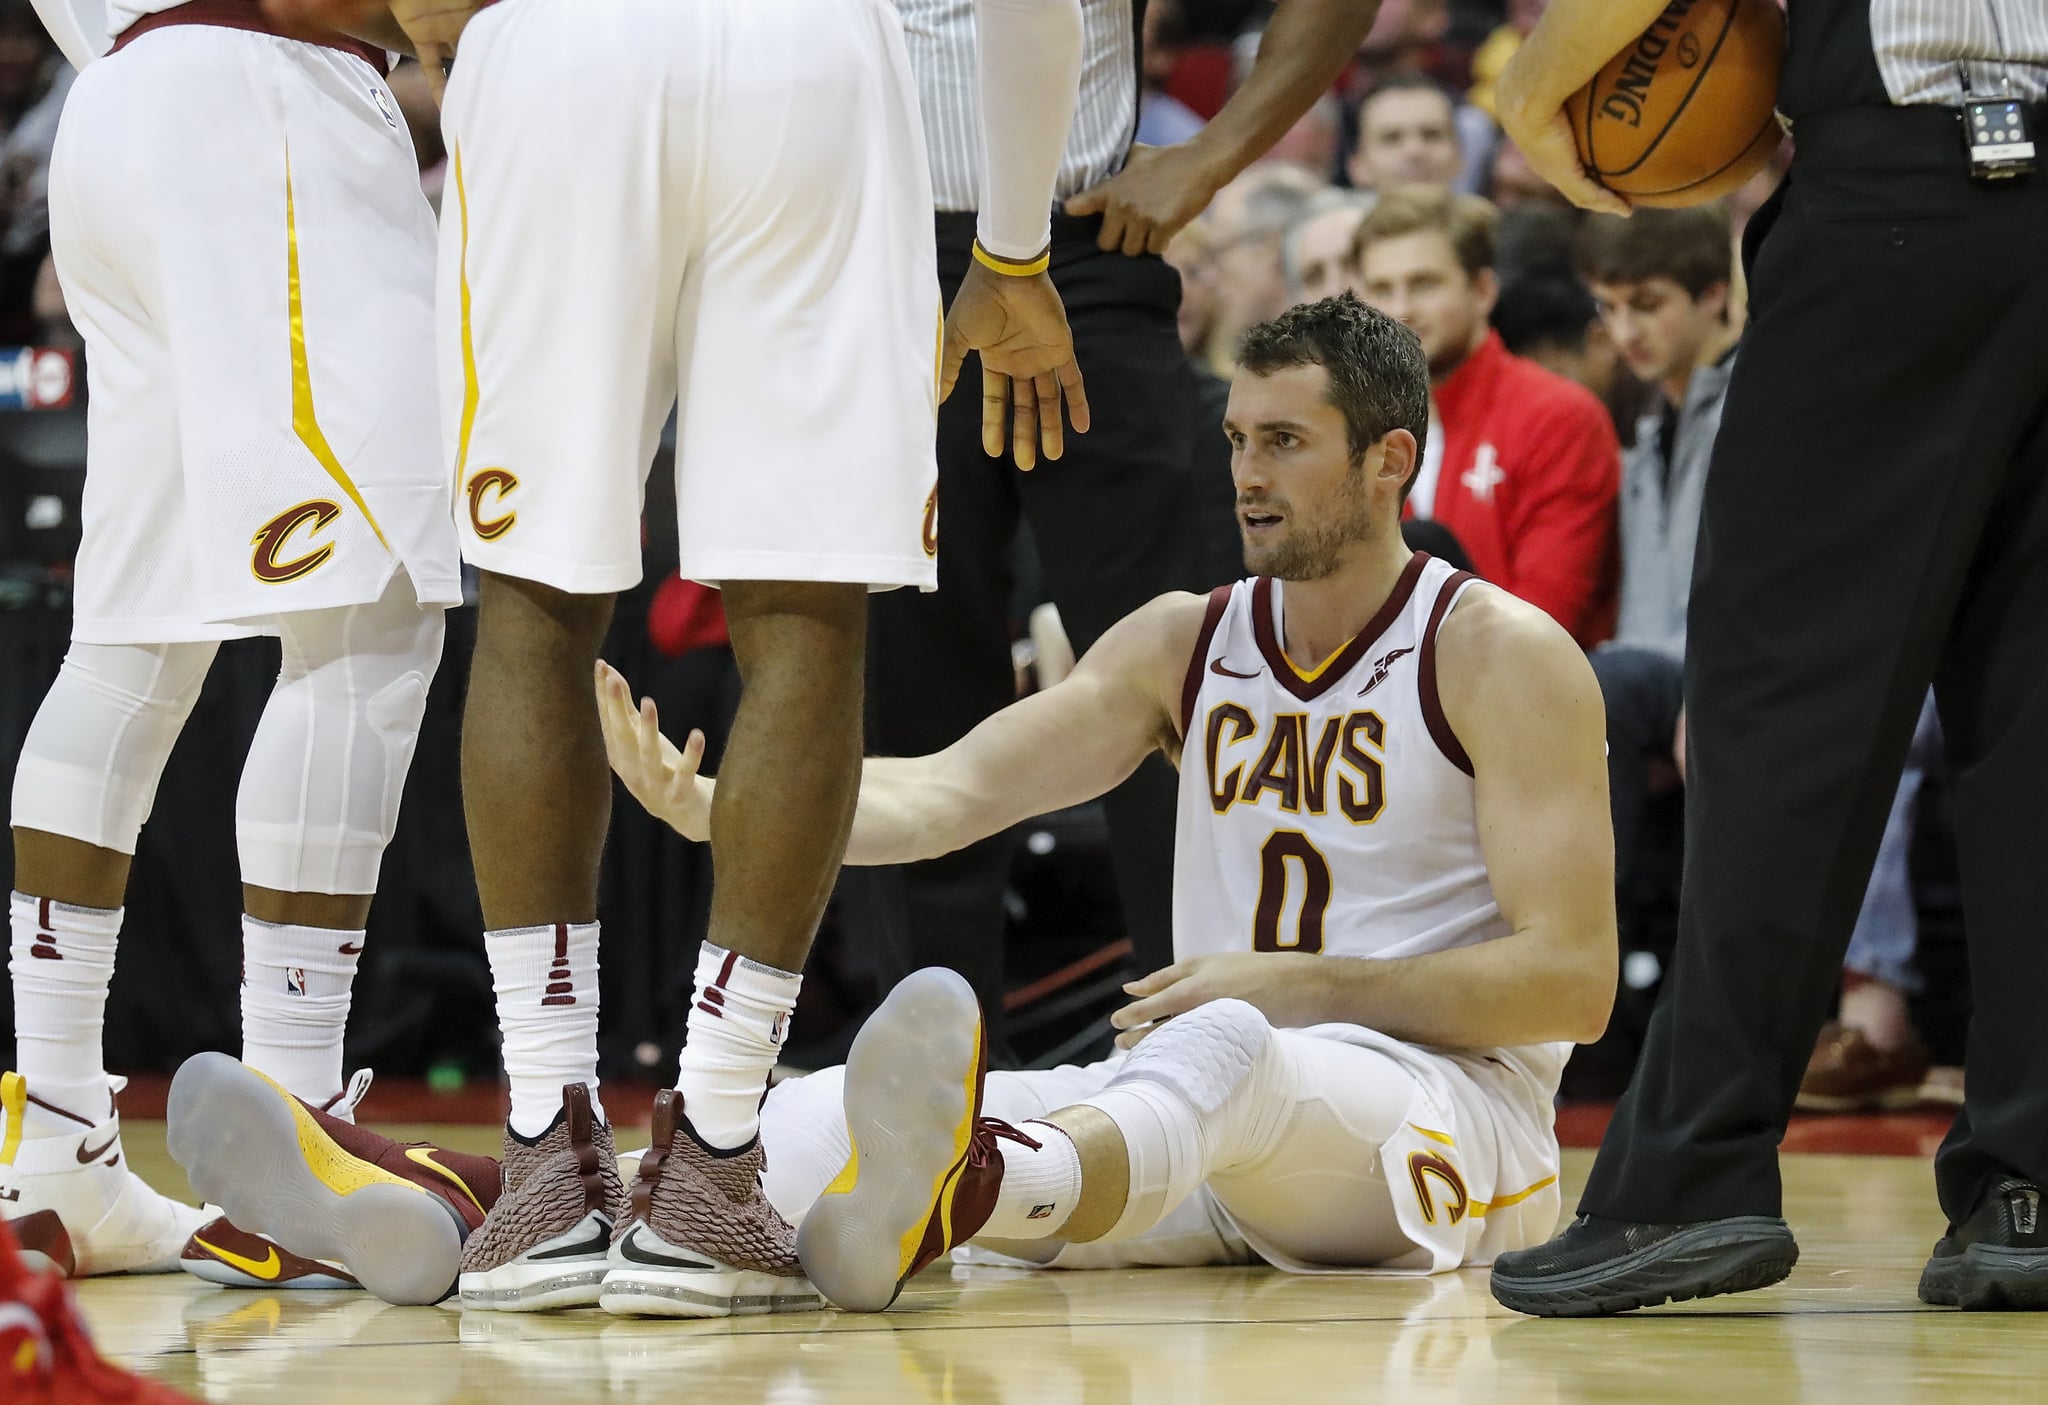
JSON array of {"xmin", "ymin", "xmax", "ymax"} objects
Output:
[
  {"xmin": 921, "ymin": 486, "xmax": 938, "ymax": 558},
  {"xmin": 251, "ymin": 500, "xmax": 342, "ymax": 584},
  {"xmin": 467, "ymin": 468, "xmax": 519, "ymax": 541},
  {"xmin": 1407, "ymin": 1150, "xmax": 1470, "ymax": 1226}
]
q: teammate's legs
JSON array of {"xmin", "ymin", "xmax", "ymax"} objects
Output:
[
  {"xmin": 7, "ymin": 641, "xmax": 219, "ymax": 1274},
  {"xmin": 235, "ymin": 576, "xmax": 445, "ymax": 1108}
]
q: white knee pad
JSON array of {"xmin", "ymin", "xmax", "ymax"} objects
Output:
[
  {"xmin": 1082, "ymin": 998, "xmax": 1282, "ymax": 1243},
  {"xmin": 236, "ymin": 580, "xmax": 446, "ymax": 895},
  {"xmin": 10, "ymin": 640, "xmax": 219, "ymax": 852}
]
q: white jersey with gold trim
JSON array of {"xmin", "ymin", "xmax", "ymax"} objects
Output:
[{"xmin": 1171, "ymin": 552, "xmax": 1570, "ymax": 1271}]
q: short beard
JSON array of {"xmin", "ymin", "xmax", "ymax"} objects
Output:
[{"xmin": 1240, "ymin": 461, "xmax": 1376, "ymax": 581}]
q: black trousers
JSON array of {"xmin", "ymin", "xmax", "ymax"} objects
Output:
[
  {"xmin": 1584, "ymin": 106, "xmax": 2048, "ymax": 1229},
  {"xmin": 854, "ymin": 213, "xmax": 1206, "ymax": 1052}
]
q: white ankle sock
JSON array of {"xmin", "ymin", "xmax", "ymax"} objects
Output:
[
  {"xmin": 978, "ymin": 1119, "xmax": 1082, "ymax": 1240},
  {"xmin": 239, "ymin": 916, "xmax": 363, "ymax": 1108},
  {"xmin": 674, "ymin": 941, "xmax": 800, "ymax": 1149},
  {"xmin": 487, "ymin": 922, "xmax": 604, "ymax": 1138},
  {"xmin": 8, "ymin": 891, "xmax": 119, "ymax": 1120}
]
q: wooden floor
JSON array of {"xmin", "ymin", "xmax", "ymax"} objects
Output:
[{"xmin": 75, "ymin": 1127, "xmax": 2042, "ymax": 1405}]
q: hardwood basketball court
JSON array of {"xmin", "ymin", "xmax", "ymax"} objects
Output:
[{"xmin": 75, "ymin": 1126, "xmax": 2043, "ymax": 1404}]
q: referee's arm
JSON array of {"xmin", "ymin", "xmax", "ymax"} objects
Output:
[{"xmin": 1066, "ymin": 0, "xmax": 1390, "ymax": 256}]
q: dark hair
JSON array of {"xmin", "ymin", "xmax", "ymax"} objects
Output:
[
  {"xmin": 1574, "ymin": 204, "xmax": 1734, "ymax": 298},
  {"xmin": 1357, "ymin": 71, "xmax": 1457, "ymax": 127},
  {"xmin": 1492, "ymin": 274, "xmax": 1597, "ymax": 357},
  {"xmin": 1237, "ymin": 293, "xmax": 1431, "ymax": 479},
  {"xmin": 1352, "ymin": 187, "xmax": 1499, "ymax": 279}
]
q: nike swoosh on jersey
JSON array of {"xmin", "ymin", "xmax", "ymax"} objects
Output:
[
  {"xmin": 191, "ymin": 1236, "xmax": 283, "ymax": 1281},
  {"xmin": 404, "ymin": 1146, "xmax": 487, "ymax": 1215},
  {"xmin": 1210, "ymin": 659, "xmax": 1262, "ymax": 680},
  {"xmin": 74, "ymin": 1131, "xmax": 118, "ymax": 1164}
]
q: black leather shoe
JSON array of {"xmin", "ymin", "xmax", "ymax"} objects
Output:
[
  {"xmin": 1489, "ymin": 1213, "xmax": 1798, "ymax": 1317},
  {"xmin": 1919, "ymin": 1177, "xmax": 2048, "ymax": 1309}
]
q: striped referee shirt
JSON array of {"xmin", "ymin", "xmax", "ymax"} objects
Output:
[
  {"xmin": 899, "ymin": 0, "xmax": 1140, "ymax": 211},
  {"xmin": 1786, "ymin": 0, "xmax": 2048, "ymax": 117}
]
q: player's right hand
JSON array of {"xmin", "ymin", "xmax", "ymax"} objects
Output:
[
  {"xmin": 941, "ymin": 261, "xmax": 1090, "ymax": 472},
  {"xmin": 1495, "ymin": 47, "xmax": 1632, "ymax": 217},
  {"xmin": 596, "ymin": 660, "xmax": 713, "ymax": 842}
]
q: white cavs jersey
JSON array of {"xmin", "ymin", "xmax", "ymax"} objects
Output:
[{"xmin": 1172, "ymin": 552, "xmax": 1569, "ymax": 1272}]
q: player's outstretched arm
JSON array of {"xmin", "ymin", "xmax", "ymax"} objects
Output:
[
  {"xmin": 939, "ymin": 0, "xmax": 1089, "ymax": 471},
  {"xmin": 1115, "ymin": 588, "xmax": 1617, "ymax": 1049},
  {"xmin": 1494, "ymin": 0, "xmax": 1666, "ymax": 216},
  {"xmin": 596, "ymin": 592, "xmax": 1205, "ymax": 865}
]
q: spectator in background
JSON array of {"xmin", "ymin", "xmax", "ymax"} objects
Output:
[
  {"xmin": 1164, "ymin": 220, "xmax": 1220, "ymax": 359},
  {"xmin": 1192, "ymin": 164, "xmax": 1318, "ymax": 376},
  {"xmin": 1489, "ymin": 138, "xmax": 1571, "ymax": 210},
  {"xmin": 1344, "ymin": 73, "xmax": 1462, "ymax": 195},
  {"xmin": 1353, "ymin": 188, "xmax": 1619, "ymax": 646},
  {"xmin": 1570, "ymin": 205, "xmax": 1737, "ymax": 894},
  {"xmin": 1282, "ymin": 187, "xmax": 1374, "ymax": 303},
  {"xmin": 1136, "ymin": 0, "xmax": 1206, "ymax": 148},
  {"xmin": 1260, "ymin": 92, "xmax": 1342, "ymax": 181},
  {"xmin": 0, "ymin": 5, "xmax": 63, "ymax": 340},
  {"xmin": 1492, "ymin": 274, "xmax": 1619, "ymax": 415}
]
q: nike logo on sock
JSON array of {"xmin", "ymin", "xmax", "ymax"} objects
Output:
[
  {"xmin": 75, "ymin": 1131, "xmax": 117, "ymax": 1164},
  {"xmin": 192, "ymin": 1236, "xmax": 283, "ymax": 1281},
  {"xmin": 338, "ymin": 941, "xmax": 364, "ymax": 955}
]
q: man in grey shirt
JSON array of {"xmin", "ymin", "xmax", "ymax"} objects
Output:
[{"xmin": 1572, "ymin": 206, "xmax": 1737, "ymax": 883}]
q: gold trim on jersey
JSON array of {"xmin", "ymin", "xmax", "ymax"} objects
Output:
[
  {"xmin": 284, "ymin": 157, "xmax": 388, "ymax": 553},
  {"xmin": 452, "ymin": 145, "xmax": 481, "ymax": 497},
  {"xmin": 1470, "ymin": 1174, "xmax": 1560, "ymax": 1218},
  {"xmin": 1407, "ymin": 1123, "xmax": 1456, "ymax": 1148},
  {"xmin": 1281, "ymin": 635, "xmax": 1360, "ymax": 684}
]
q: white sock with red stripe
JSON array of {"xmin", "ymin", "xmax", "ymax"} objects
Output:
[
  {"xmin": 239, "ymin": 917, "xmax": 364, "ymax": 1111},
  {"xmin": 675, "ymin": 940, "xmax": 800, "ymax": 1150},
  {"xmin": 7, "ymin": 890, "xmax": 120, "ymax": 1123},
  {"xmin": 487, "ymin": 922, "xmax": 604, "ymax": 1139}
]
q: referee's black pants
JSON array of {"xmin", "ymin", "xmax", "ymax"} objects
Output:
[
  {"xmin": 852, "ymin": 213, "xmax": 1207, "ymax": 1056},
  {"xmin": 1582, "ymin": 107, "xmax": 2048, "ymax": 1230}
]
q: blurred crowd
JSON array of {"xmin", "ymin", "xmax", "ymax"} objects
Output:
[{"xmin": 0, "ymin": 0, "xmax": 1967, "ymax": 1110}]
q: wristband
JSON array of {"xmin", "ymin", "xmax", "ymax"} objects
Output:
[{"xmin": 971, "ymin": 240, "xmax": 1051, "ymax": 278}]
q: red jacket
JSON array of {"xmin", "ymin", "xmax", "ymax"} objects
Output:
[{"xmin": 1414, "ymin": 331, "xmax": 1621, "ymax": 647}]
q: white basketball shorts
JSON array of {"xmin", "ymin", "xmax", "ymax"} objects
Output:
[
  {"xmin": 440, "ymin": 0, "xmax": 942, "ymax": 595},
  {"xmin": 51, "ymin": 25, "xmax": 459, "ymax": 645}
]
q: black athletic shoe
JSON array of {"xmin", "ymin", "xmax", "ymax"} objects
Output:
[
  {"xmin": 1919, "ymin": 1177, "xmax": 2048, "ymax": 1310},
  {"xmin": 1489, "ymin": 1213, "xmax": 1799, "ymax": 1317}
]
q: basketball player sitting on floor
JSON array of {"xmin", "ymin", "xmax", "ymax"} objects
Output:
[{"xmin": 168, "ymin": 294, "xmax": 1616, "ymax": 1306}]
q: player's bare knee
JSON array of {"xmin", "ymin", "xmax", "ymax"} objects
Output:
[{"xmin": 475, "ymin": 571, "xmax": 615, "ymax": 662}]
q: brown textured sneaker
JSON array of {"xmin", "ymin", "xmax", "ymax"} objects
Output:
[
  {"xmin": 797, "ymin": 967, "xmax": 1004, "ymax": 1312},
  {"xmin": 458, "ymin": 1084, "xmax": 625, "ymax": 1312},
  {"xmin": 1795, "ymin": 1023, "xmax": 1931, "ymax": 1112},
  {"xmin": 599, "ymin": 1089, "xmax": 819, "ymax": 1318}
]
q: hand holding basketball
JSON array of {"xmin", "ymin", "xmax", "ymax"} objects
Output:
[{"xmin": 595, "ymin": 661, "xmax": 712, "ymax": 842}]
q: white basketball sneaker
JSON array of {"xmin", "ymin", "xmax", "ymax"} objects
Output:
[{"xmin": 0, "ymin": 1070, "xmax": 209, "ymax": 1276}]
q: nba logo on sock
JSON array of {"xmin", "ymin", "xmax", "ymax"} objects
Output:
[
  {"xmin": 286, "ymin": 968, "xmax": 306, "ymax": 997},
  {"xmin": 1028, "ymin": 1203, "xmax": 1057, "ymax": 1220},
  {"xmin": 771, "ymin": 1011, "xmax": 790, "ymax": 1045}
]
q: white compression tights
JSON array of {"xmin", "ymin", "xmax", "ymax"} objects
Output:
[{"xmin": 11, "ymin": 578, "xmax": 444, "ymax": 895}]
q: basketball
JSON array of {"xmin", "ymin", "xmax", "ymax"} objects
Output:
[{"xmin": 1567, "ymin": 0, "xmax": 1786, "ymax": 208}]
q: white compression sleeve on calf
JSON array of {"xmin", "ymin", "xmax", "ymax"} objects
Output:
[
  {"xmin": 236, "ymin": 580, "xmax": 444, "ymax": 896},
  {"xmin": 972, "ymin": 0, "xmax": 1083, "ymax": 261}
]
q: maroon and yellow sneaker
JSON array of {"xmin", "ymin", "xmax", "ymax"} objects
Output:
[
  {"xmin": 797, "ymin": 967, "xmax": 1023, "ymax": 1312},
  {"xmin": 181, "ymin": 1216, "xmax": 359, "ymax": 1290},
  {"xmin": 165, "ymin": 1054, "xmax": 502, "ymax": 1305}
]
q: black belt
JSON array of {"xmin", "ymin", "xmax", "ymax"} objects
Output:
[
  {"xmin": 934, "ymin": 210, "xmax": 1107, "ymax": 249},
  {"xmin": 1793, "ymin": 102, "xmax": 2047, "ymax": 172}
]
